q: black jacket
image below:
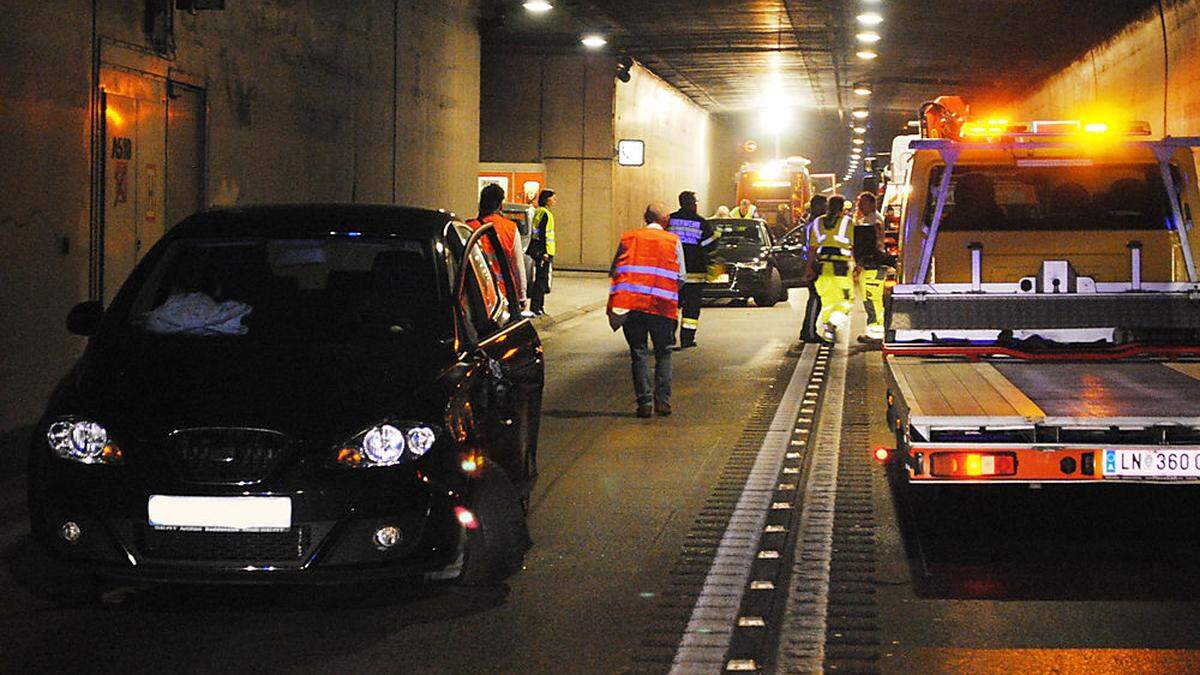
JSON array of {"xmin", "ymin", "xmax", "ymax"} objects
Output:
[{"xmin": 667, "ymin": 208, "xmax": 717, "ymax": 275}]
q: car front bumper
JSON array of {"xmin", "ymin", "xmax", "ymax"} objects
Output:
[
  {"xmin": 30, "ymin": 461, "xmax": 467, "ymax": 584},
  {"xmin": 702, "ymin": 267, "xmax": 769, "ymax": 299}
]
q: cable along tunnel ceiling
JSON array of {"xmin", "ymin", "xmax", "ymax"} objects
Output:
[{"xmin": 483, "ymin": 0, "xmax": 1159, "ymax": 125}]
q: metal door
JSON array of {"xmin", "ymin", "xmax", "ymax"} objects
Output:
[
  {"xmin": 100, "ymin": 75, "xmax": 166, "ymax": 304},
  {"xmin": 165, "ymin": 82, "xmax": 205, "ymax": 226}
]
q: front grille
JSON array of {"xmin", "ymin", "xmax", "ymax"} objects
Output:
[
  {"xmin": 167, "ymin": 428, "xmax": 289, "ymax": 484},
  {"xmin": 137, "ymin": 526, "xmax": 308, "ymax": 563}
]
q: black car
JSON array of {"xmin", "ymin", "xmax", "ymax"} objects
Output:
[
  {"xmin": 703, "ymin": 218, "xmax": 808, "ymax": 307},
  {"xmin": 28, "ymin": 205, "xmax": 543, "ymax": 587}
]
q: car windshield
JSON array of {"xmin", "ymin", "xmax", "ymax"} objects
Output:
[
  {"xmin": 714, "ymin": 220, "xmax": 766, "ymax": 244},
  {"xmin": 927, "ymin": 163, "xmax": 1171, "ymax": 232},
  {"xmin": 124, "ymin": 236, "xmax": 441, "ymax": 342}
]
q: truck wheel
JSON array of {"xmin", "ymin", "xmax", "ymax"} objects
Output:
[
  {"xmin": 457, "ymin": 466, "xmax": 532, "ymax": 586},
  {"xmin": 754, "ymin": 269, "xmax": 783, "ymax": 307}
]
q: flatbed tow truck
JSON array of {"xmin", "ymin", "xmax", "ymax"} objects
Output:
[{"xmin": 881, "ymin": 110, "xmax": 1200, "ymax": 486}]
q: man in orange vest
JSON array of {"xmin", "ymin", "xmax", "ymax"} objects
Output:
[
  {"xmin": 608, "ymin": 202, "xmax": 686, "ymax": 418},
  {"xmin": 467, "ymin": 183, "xmax": 527, "ymax": 308}
]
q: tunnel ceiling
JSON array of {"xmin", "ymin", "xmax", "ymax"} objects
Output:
[{"xmin": 482, "ymin": 0, "xmax": 1158, "ymax": 171}]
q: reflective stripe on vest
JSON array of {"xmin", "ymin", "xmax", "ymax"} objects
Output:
[
  {"xmin": 608, "ymin": 228, "xmax": 681, "ymax": 320},
  {"xmin": 811, "ymin": 214, "xmax": 853, "ymax": 262}
]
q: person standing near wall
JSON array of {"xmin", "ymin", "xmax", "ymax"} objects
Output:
[
  {"xmin": 668, "ymin": 191, "xmax": 716, "ymax": 349},
  {"xmin": 608, "ymin": 202, "xmax": 686, "ymax": 418},
  {"xmin": 851, "ymin": 191, "xmax": 889, "ymax": 342},
  {"xmin": 528, "ymin": 189, "xmax": 557, "ymax": 315},
  {"xmin": 798, "ymin": 194, "xmax": 827, "ymax": 344},
  {"xmin": 466, "ymin": 183, "xmax": 527, "ymax": 308}
]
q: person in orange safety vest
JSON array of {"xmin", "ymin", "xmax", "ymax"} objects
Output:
[
  {"xmin": 466, "ymin": 183, "xmax": 527, "ymax": 308},
  {"xmin": 608, "ymin": 202, "xmax": 686, "ymax": 418}
]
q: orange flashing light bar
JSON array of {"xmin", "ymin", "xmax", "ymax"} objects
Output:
[{"xmin": 958, "ymin": 119, "xmax": 1152, "ymax": 140}]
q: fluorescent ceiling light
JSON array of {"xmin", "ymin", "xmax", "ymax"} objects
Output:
[
  {"xmin": 856, "ymin": 31, "xmax": 881, "ymax": 44},
  {"xmin": 581, "ymin": 35, "xmax": 607, "ymax": 49},
  {"xmin": 856, "ymin": 50, "xmax": 879, "ymax": 61},
  {"xmin": 853, "ymin": 138, "xmax": 865, "ymax": 145},
  {"xmin": 857, "ymin": 12, "xmax": 884, "ymax": 26},
  {"xmin": 851, "ymin": 108, "xmax": 870, "ymax": 120},
  {"xmin": 853, "ymin": 82, "xmax": 873, "ymax": 96},
  {"xmin": 853, "ymin": 125, "xmax": 867, "ymax": 134},
  {"xmin": 523, "ymin": 0, "xmax": 553, "ymax": 12}
]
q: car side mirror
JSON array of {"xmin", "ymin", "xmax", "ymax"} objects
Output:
[{"xmin": 67, "ymin": 300, "xmax": 103, "ymax": 336}]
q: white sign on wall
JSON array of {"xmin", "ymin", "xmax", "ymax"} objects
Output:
[{"xmin": 617, "ymin": 139, "xmax": 645, "ymax": 167}]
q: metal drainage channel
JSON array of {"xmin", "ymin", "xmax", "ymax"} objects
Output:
[
  {"xmin": 627, "ymin": 343, "xmax": 827, "ymax": 674},
  {"xmin": 773, "ymin": 341, "xmax": 881, "ymax": 674}
]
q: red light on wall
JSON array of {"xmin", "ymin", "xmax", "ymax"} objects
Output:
[
  {"xmin": 929, "ymin": 452, "xmax": 1017, "ymax": 478},
  {"xmin": 873, "ymin": 447, "xmax": 892, "ymax": 463}
]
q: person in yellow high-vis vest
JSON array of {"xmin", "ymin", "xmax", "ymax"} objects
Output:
[
  {"xmin": 529, "ymin": 189, "xmax": 557, "ymax": 315},
  {"xmin": 806, "ymin": 195, "xmax": 855, "ymax": 343}
]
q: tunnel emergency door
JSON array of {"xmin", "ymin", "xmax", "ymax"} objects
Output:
[
  {"xmin": 165, "ymin": 82, "xmax": 205, "ymax": 226},
  {"xmin": 101, "ymin": 86, "xmax": 166, "ymax": 304}
]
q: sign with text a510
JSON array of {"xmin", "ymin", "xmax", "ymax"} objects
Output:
[{"xmin": 617, "ymin": 139, "xmax": 645, "ymax": 167}]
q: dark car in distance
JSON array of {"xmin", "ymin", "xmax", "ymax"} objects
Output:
[
  {"xmin": 29, "ymin": 205, "xmax": 543, "ymax": 589},
  {"xmin": 703, "ymin": 218, "xmax": 808, "ymax": 307}
]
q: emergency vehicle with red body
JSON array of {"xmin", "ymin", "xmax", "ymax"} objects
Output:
[{"xmin": 880, "ymin": 101, "xmax": 1200, "ymax": 488}]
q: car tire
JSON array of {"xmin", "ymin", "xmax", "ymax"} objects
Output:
[
  {"xmin": 778, "ymin": 285, "xmax": 790, "ymax": 302},
  {"xmin": 457, "ymin": 466, "xmax": 532, "ymax": 587},
  {"xmin": 754, "ymin": 269, "xmax": 783, "ymax": 307}
]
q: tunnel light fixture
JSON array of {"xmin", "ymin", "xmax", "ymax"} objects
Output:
[
  {"xmin": 853, "ymin": 82, "xmax": 873, "ymax": 97},
  {"xmin": 857, "ymin": 12, "xmax": 884, "ymax": 26},
  {"xmin": 581, "ymin": 34, "xmax": 608, "ymax": 49},
  {"xmin": 856, "ymin": 31, "xmax": 881, "ymax": 44},
  {"xmin": 853, "ymin": 138, "xmax": 865, "ymax": 145},
  {"xmin": 851, "ymin": 107, "xmax": 870, "ymax": 120},
  {"xmin": 523, "ymin": 0, "xmax": 553, "ymax": 13},
  {"xmin": 853, "ymin": 125, "xmax": 867, "ymax": 134},
  {"xmin": 856, "ymin": 49, "xmax": 879, "ymax": 61}
]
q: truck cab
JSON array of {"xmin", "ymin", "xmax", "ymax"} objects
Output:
[{"xmin": 883, "ymin": 116, "xmax": 1200, "ymax": 485}]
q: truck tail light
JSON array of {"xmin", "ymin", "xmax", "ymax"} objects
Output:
[{"xmin": 929, "ymin": 452, "xmax": 1017, "ymax": 478}]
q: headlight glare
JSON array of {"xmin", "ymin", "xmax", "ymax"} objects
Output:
[
  {"xmin": 47, "ymin": 419, "xmax": 121, "ymax": 464},
  {"xmin": 405, "ymin": 426, "xmax": 436, "ymax": 457},
  {"xmin": 362, "ymin": 424, "xmax": 405, "ymax": 465},
  {"xmin": 338, "ymin": 422, "xmax": 440, "ymax": 468}
]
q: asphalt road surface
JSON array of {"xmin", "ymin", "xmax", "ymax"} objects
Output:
[{"xmin": 3, "ymin": 296, "xmax": 1200, "ymax": 673}]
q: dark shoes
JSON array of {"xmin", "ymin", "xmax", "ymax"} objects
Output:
[
  {"xmin": 672, "ymin": 342, "xmax": 697, "ymax": 352},
  {"xmin": 637, "ymin": 401, "xmax": 672, "ymax": 417}
]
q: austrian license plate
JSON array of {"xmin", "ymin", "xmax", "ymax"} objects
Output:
[
  {"xmin": 148, "ymin": 495, "xmax": 292, "ymax": 531},
  {"xmin": 1102, "ymin": 449, "xmax": 1200, "ymax": 479}
]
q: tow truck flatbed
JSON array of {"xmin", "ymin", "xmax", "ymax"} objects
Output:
[{"xmin": 888, "ymin": 358, "xmax": 1200, "ymax": 429}]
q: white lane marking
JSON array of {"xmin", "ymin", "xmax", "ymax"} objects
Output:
[
  {"xmin": 670, "ymin": 345, "xmax": 818, "ymax": 672},
  {"xmin": 775, "ymin": 337, "xmax": 849, "ymax": 671}
]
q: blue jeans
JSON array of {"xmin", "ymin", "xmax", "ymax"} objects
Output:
[{"xmin": 622, "ymin": 311, "xmax": 675, "ymax": 406}]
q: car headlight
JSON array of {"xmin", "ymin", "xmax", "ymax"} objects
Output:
[
  {"xmin": 736, "ymin": 259, "xmax": 769, "ymax": 271},
  {"xmin": 336, "ymin": 422, "xmax": 440, "ymax": 468},
  {"xmin": 46, "ymin": 418, "xmax": 123, "ymax": 464}
]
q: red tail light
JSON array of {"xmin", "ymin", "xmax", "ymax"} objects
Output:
[{"xmin": 929, "ymin": 452, "xmax": 1017, "ymax": 478}]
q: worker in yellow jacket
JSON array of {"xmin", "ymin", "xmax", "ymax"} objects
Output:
[{"xmin": 529, "ymin": 189, "xmax": 557, "ymax": 315}]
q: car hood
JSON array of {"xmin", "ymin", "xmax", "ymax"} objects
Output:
[
  {"xmin": 77, "ymin": 334, "xmax": 453, "ymax": 443},
  {"xmin": 716, "ymin": 240, "xmax": 769, "ymax": 263}
]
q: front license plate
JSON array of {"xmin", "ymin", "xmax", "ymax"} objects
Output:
[
  {"xmin": 713, "ymin": 274, "xmax": 730, "ymax": 284},
  {"xmin": 1103, "ymin": 449, "xmax": 1200, "ymax": 479},
  {"xmin": 148, "ymin": 495, "xmax": 292, "ymax": 531}
]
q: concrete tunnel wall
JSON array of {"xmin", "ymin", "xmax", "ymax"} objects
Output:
[
  {"xmin": 481, "ymin": 54, "xmax": 722, "ymax": 270},
  {"xmin": 0, "ymin": 1, "xmax": 483, "ymax": 434},
  {"xmin": 1016, "ymin": 0, "xmax": 1200, "ymax": 139}
]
